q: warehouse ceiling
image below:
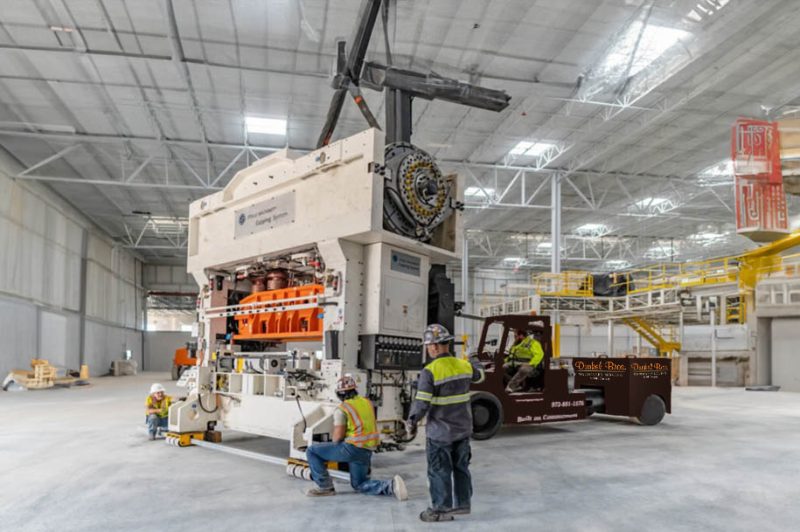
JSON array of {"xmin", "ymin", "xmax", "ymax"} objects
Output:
[{"xmin": 1, "ymin": 0, "xmax": 800, "ymax": 269}]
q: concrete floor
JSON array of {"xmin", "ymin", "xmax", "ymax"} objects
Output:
[{"xmin": 2, "ymin": 373, "xmax": 800, "ymax": 532}]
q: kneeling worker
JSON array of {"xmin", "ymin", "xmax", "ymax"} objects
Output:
[
  {"xmin": 305, "ymin": 375, "xmax": 407, "ymax": 500},
  {"xmin": 407, "ymin": 324, "xmax": 485, "ymax": 522},
  {"xmin": 505, "ymin": 329, "xmax": 544, "ymax": 393},
  {"xmin": 145, "ymin": 383, "xmax": 171, "ymax": 440}
]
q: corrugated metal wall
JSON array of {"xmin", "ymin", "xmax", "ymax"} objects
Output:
[
  {"xmin": 143, "ymin": 331, "xmax": 192, "ymax": 371},
  {"xmin": 0, "ymin": 148, "xmax": 144, "ymax": 378},
  {"xmin": 143, "ymin": 264, "xmax": 196, "ymax": 292},
  {"xmin": 86, "ymin": 235, "xmax": 143, "ymax": 329},
  {"xmin": 0, "ymin": 171, "xmax": 82, "ymax": 310}
]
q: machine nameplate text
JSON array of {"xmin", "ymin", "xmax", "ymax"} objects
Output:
[
  {"xmin": 234, "ymin": 190, "xmax": 296, "ymax": 238},
  {"xmin": 390, "ymin": 249, "xmax": 421, "ymax": 276}
]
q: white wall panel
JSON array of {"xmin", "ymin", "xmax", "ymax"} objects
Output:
[
  {"xmin": 0, "ymin": 296, "xmax": 38, "ymax": 378},
  {"xmin": 39, "ymin": 310, "xmax": 69, "ymax": 368},
  {"xmin": 85, "ymin": 236, "xmax": 144, "ymax": 329},
  {"xmin": 87, "ymin": 234, "xmax": 112, "ymax": 269},
  {"xmin": 143, "ymin": 263, "xmax": 196, "ymax": 292},
  {"xmin": 0, "ymin": 178, "xmax": 83, "ymax": 310},
  {"xmin": 144, "ymin": 331, "xmax": 191, "ymax": 372},
  {"xmin": 1, "ymin": 149, "xmax": 145, "ymax": 380},
  {"xmin": 84, "ymin": 320, "xmax": 143, "ymax": 377},
  {"xmin": 771, "ymin": 318, "xmax": 800, "ymax": 392}
]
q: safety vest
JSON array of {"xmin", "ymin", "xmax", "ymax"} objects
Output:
[
  {"xmin": 146, "ymin": 395, "xmax": 172, "ymax": 418},
  {"xmin": 415, "ymin": 355, "xmax": 474, "ymax": 406},
  {"xmin": 506, "ymin": 337, "xmax": 544, "ymax": 366},
  {"xmin": 339, "ymin": 396, "xmax": 380, "ymax": 449}
]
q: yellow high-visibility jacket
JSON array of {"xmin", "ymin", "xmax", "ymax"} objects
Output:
[
  {"xmin": 145, "ymin": 395, "xmax": 172, "ymax": 418},
  {"xmin": 506, "ymin": 337, "xmax": 544, "ymax": 367},
  {"xmin": 338, "ymin": 396, "xmax": 380, "ymax": 449}
]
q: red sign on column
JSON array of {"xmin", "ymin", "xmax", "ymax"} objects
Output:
[{"xmin": 732, "ymin": 118, "xmax": 788, "ymax": 241}]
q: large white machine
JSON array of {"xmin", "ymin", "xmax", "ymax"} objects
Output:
[{"xmin": 167, "ymin": 128, "xmax": 462, "ymax": 459}]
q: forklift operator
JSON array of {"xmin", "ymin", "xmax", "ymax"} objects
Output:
[{"xmin": 504, "ymin": 329, "xmax": 545, "ymax": 393}]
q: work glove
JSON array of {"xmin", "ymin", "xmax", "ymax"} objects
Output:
[{"xmin": 404, "ymin": 418, "xmax": 418, "ymax": 436}]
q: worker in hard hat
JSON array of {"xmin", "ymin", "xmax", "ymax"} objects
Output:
[
  {"xmin": 305, "ymin": 375, "xmax": 408, "ymax": 501},
  {"xmin": 407, "ymin": 323, "xmax": 485, "ymax": 523},
  {"xmin": 504, "ymin": 329, "xmax": 545, "ymax": 393},
  {"xmin": 145, "ymin": 383, "xmax": 171, "ymax": 440}
]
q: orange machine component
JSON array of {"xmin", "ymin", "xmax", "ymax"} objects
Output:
[{"xmin": 234, "ymin": 284, "xmax": 325, "ymax": 342}]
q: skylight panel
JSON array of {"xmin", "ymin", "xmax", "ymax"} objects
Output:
[
  {"xmin": 245, "ymin": 116, "xmax": 287, "ymax": 135},
  {"xmin": 602, "ymin": 22, "xmax": 690, "ymax": 78}
]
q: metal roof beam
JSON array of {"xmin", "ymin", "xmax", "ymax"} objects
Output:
[
  {"xmin": 18, "ymin": 144, "xmax": 81, "ymax": 176},
  {"xmin": 12, "ymin": 174, "xmax": 217, "ymax": 191}
]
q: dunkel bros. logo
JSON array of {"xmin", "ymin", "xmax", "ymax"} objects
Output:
[{"xmin": 574, "ymin": 359, "xmax": 627, "ymax": 372}]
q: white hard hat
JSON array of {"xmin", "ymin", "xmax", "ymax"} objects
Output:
[
  {"xmin": 150, "ymin": 383, "xmax": 166, "ymax": 394},
  {"xmin": 336, "ymin": 374, "xmax": 357, "ymax": 393}
]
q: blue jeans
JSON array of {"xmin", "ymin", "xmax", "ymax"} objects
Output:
[
  {"xmin": 306, "ymin": 442, "xmax": 393, "ymax": 496},
  {"xmin": 427, "ymin": 437, "xmax": 472, "ymax": 512},
  {"xmin": 146, "ymin": 414, "xmax": 168, "ymax": 436}
]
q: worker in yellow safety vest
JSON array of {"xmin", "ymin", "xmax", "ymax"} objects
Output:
[
  {"xmin": 145, "ymin": 383, "xmax": 172, "ymax": 440},
  {"xmin": 504, "ymin": 329, "xmax": 545, "ymax": 393},
  {"xmin": 305, "ymin": 375, "xmax": 408, "ymax": 500}
]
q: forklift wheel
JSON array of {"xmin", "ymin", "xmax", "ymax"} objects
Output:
[
  {"xmin": 470, "ymin": 392, "xmax": 503, "ymax": 440},
  {"xmin": 637, "ymin": 394, "xmax": 666, "ymax": 426}
]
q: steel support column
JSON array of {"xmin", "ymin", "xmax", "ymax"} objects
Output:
[
  {"xmin": 460, "ymin": 230, "xmax": 471, "ymax": 351},
  {"xmin": 550, "ymin": 173, "xmax": 561, "ymax": 274},
  {"xmin": 551, "ymin": 173, "xmax": 562, "ymax": 352},
  {"xmin": 461, "ymin": 230, "xmax": 469, "ymax": 314},
  {"xmin": 710, "ymin": 308, "xmax": 717, "ymax": 387},
  {"xmin": 78, "ymin": 228, "xmax": 89, "ymax": 367}
]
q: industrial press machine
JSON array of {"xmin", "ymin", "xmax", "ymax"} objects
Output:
[
  {"xmin": 167, "ymin": 128, "xmax": 463, "ymax": 458},
  {"xmin": 165, "ymin": 0, "xmax": 510, "ymax": 461}
]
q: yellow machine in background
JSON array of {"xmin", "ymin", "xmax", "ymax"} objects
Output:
[{"xmin": 479, "ymin": 230, "xmax": 800, "ymax": 376}]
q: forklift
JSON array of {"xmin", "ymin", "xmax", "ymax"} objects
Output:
[
  {"xmin": 171, "ymin": 342, "xmax": 197, "ymax": 380},
  {"xmin": 469, "ymin": 314, "xmax": 671, "ymax": 440}
]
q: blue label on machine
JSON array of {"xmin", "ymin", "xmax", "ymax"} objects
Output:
[{"xmin": 390, "ymin": 250, "xmax": 421, "ymax": 276}]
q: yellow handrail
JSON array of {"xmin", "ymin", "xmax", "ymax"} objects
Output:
[{"xmin": 530, "ymin": 270, "xmax": 593, "ymax": 297}]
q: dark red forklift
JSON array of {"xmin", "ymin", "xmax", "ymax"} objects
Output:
[{"xmin": 469, "ymin": 314, "xmax": 671, "ymax": 440}]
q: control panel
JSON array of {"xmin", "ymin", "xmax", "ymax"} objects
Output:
[{"xmin": 358, "ymin": 334, "xmax": 425, "ymax": 370}]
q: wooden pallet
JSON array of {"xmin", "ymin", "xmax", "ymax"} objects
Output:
[{"xmin": 3, "ymin": 359, "xmax": 57, "ymax": 390}]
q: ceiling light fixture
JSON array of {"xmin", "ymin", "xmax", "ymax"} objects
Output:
[
  {"xmin": 633, "ymin": 197, "xmax": 673, "ymax": 212},
  {"xmin": 464, "ymin": 186, "xmax": 494, "ymax": 198},
  {"xmin": 605, "ymin": 260, "xmax": 631, "ymax": 270},
  {"xmin": 245, "ymin": 116, "xmax": 287, "ymax": 135},
  {"xmin": 699, "ymin": 159, "xmax": 733, "ymax": 178},
  {"xmin": 509, "ymin": 140, "xmax": 557, "ymax": 158},
  {"xmin": 698, "ymin": 159, "xmax": 734, "ymax": 187},
  {"xmin": 575, "ymin": 223, "xmax": 608, "ymax": 236},
  {"xmin": 689, "ymin": 231, "xmax": 727, "ymax": 246},
  {"xmin": 686, "ymin": 0, "xmax": 731, "ymax": 23}
]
